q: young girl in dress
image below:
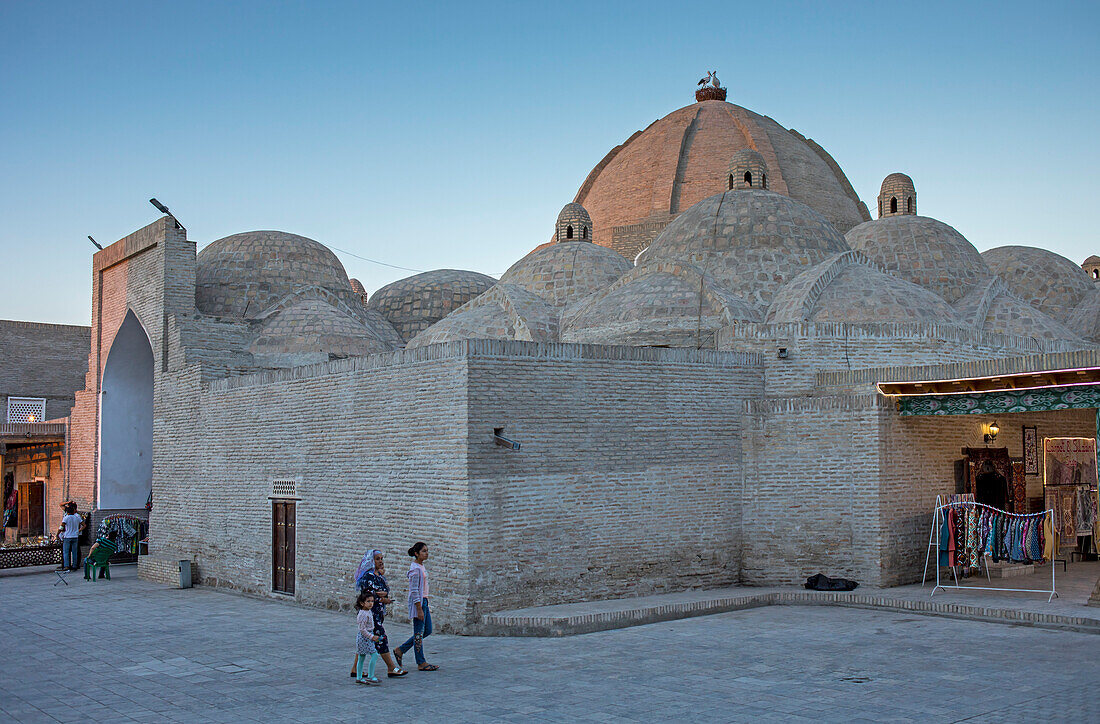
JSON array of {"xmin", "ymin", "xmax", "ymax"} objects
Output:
[{"xmin": 354, "ymin": 590, "xmax": 382, "ymax": 685}]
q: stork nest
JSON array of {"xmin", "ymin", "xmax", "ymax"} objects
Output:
[{"xmin": 695, "ymin": 87, "xmax": 727, "ymax": 102}]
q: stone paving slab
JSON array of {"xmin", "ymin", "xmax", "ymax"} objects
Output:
[
  {"xmin": 2, "ymin": 566, "xmax": 1098, "ymax": 722},
  {"xmin": 482, "ymin": 562, "xmax": 1100, "ymax": 636}
]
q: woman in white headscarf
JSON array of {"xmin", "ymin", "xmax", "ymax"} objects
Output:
[{"xmin": 350, "ymin": 548, "xmax": 408, "ymax": 678}]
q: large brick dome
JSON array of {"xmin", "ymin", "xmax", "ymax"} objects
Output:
[
  {"xmin": 498, "ymin": 240, "xmax": 631, "ymax": 307},
  {"xmin": 574, "ymin": 98, "xmax": 870, "ymax": 260},
  {"xmin": 981, "ymin": 245, "xmax": 1096, "ymax": 324},
  {"xmin": 196, "ymin": 230, "xmax": 355, "ymax": 318},
  {"xmin": 367, "ymin": 269, "xmax": 496, "ymax": 342}
]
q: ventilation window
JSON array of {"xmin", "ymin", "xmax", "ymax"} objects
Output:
[
  {"xmin": 762, "ymin": 173, "xmax": 767, "ymax": 189},
  {"xmin": 744, "ymin": 171, "xmax": 753, "ymax": 186},
  {"xmin": 7, "ymin": 397, "xmax": 46, "ymax": 423},
  {"xmin": 582, "ymin": 226, "xmax": 588, "ymax": 239},
  {"xmin": 271, "ymin": 478, "xmax": 300, "ymax": 499},
  {"xmin": 728, "ymin": 174, "xmax": 734, "ymax": 190},
  {"xmin": 566, "ymin": 225, "xmax": 573, "ymax": 239},
  {"xmin": 1094, "ymin": 270, "xmax": 1099, "ymax": 279},
  {"xmin": 907, "ymin": 197, "xmax": 913, "ymax": 213},
  {"xmin": 890, "ymin": 197, "xmax": 898, "ymax": 213}
]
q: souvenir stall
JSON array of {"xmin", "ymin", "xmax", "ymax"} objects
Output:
[{"xmin": 94, "ymin": 513, "xmax": 148, "ymax": 562}]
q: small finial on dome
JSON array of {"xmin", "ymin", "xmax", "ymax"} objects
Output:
[
  {"xmin": 727, "ymin": 150, "xmax": 769, "ymax": 191},
  {"xmin": 556, "ymin": 203, "xmax": 593, "ymax": 243},
  {"xmin": 695, "ymin": 70, "xmax": 727, "ymax": 102},
  {"xmin": 878, "ymin": 173, "xmax": 916, "ymax": 218}
]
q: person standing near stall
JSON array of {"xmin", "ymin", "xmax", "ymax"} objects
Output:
[{"xmin": 57, "ymin": 502, "xmax": 84, "ymax": 571}]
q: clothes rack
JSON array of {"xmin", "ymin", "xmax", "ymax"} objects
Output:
[{"xmin": 922, "ymin": 495, "xmax": 1057, "ymax": 602}]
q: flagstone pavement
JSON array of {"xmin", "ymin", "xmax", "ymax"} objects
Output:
[{"xmin": 1, "ymin": 565, "xmax": 1096, "ymax": 723}]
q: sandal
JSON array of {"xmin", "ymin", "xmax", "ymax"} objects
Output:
[
  {"xmin": 387, "ymin": 669, "xmax": 408, "ymax": 678},
  {"xmin": 418, "ymin": 664, "xmax": 440, "ymax": 671}
]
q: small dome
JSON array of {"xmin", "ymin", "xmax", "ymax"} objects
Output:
[
  {"xmin": 498, "ymin": 241, "xmax": 631, "ymax": 307},
  {"xmin": 846, "ymin": 215, "xmax": 991, "ymax": 304},
  {"xmin": 639, "ymin": 190, "xmax": 850, "ymax": 310},
  {"xmin": 408, "ymin": 284, "xmax": 559, "ymax": 348},
  {"xmin": 953, "ymin": 278, "xmax": 1086, "ymax": 344},
  {"xmin": 562, "ymin": 262, "xmax": 760, "ymax": 347},
  {"xmin": 982, "ymin": 246, "xmax": 1095, "ymax": 323},
  {"xmin": 767, "ymin": 252, "xmax": 960, "ymax": 325},
  {"xmin": 249, "ymin": 298, "xmax": 398, "ymax": 367},
  {"xmin": 367, "ymin": 269, "xmax": 496, "ymax": 342},
  {"xmin": 727, "ymin": 150, "xmax": 769, "ymax": 190},
  {"xmin": 878, "ymin": 173, "xmax": 916, "ymax": 217},
  {"xmin": 556, "ymin": 203, "xmax": 593, "ymax": 242},
  {"xmin": 196, "ymin": 231, "xmax": 354, "ymax": 318}
]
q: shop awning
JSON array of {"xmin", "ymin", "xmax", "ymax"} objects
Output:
[{"xmin": 877, "ymin": 367, "xmax": 1100, "ymax": 416}]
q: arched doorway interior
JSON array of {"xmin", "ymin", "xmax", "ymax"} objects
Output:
[{"xmin": 98, "ymin": 310, "xmax": 153, "ymax": 509}]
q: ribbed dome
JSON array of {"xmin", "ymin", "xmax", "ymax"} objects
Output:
[
  {"xmin": 498, "ymin": 241, "xmax": 632, "ymax": 307},
  {"xmin": 981, "ymin": 246, "xmax": 1095, "ymax": 324},
  {"xmin": 846, "ymin": 216, "xmax": 991, "ymax": 305},
  {"xmin": 407, "ymin": 284, "xmax": 559, "ymax": 348},
  {"xmin": 562, "ymin": 262, "xmax": 761, "ymax": 347},
  {"xmin": 249, "ymin": 298, "xmax": 398, "ymax": 367},
  {"xmin": 767, "ymin": 252, "xmax": 960, "ymax": 325},
  {"xmin": 574, "ymin": 99, "xmax": 869, "ymax": 260},
  {"xmin": 367, "ymin": 269, "xmax": 496, "ymax": 342},
  {"xmin": 196, "ymin": 231, "xmax": 354, "ymax": 318},
  {"xmin": 638, "ymin": 189, "xmax": 851, "ymax": 310}
]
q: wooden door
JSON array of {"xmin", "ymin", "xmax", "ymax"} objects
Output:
[
  {"xmin": 272, "ymin": 501, "xmax": 296, "ymax": 594},
  {"xmin": 18, "ymin": 482, "xmax": 44, "ymax": 535}
]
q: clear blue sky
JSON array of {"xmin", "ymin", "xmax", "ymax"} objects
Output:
[{"xmin": 2, "ymin": 1, "xmax": 1097, "ymax": 326}]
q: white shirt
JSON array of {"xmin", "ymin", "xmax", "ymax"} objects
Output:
[{"xmin": 61, "ymin": 514, "xmax": 82, "ymax": 538}]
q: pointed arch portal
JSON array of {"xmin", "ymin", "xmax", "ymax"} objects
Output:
[{"xmin": 98, "ymin": 310, "xmax": 153, "ymax": 509}]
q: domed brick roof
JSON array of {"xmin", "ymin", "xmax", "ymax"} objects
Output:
[
  {"xmin": 498, "ymin": 241, "xmax": 632, "ymax": 307},
  {"xmin": 767, "ymin": 251, "xmax": 960, "ymax": 325},
  {"xmin": 637, "ymin": 189, "xmax": 850, "ymax": 311},
  {"xmin": 573, "ymin": 98, "xmax": 869, "ymax": 260},
  {"xmin": 196, "ymin": 230, "xmax": 355, "ymax": 318},
  {"xmin": 845, "ymin": 216, "xmax": 991, "ymax": 305},
  {"xmin": 555, "ymin": 203, "xmax": 593, "ymax": 242},
  {"xmin": 249, "ymin": 298, "xmax": 399, "ymax": 367},
  {"xmin": 981, "ymin": 245, "xmax": 1095, "ymax": 324},
  {"xmin": 953, "ymin": 278, "xmax": 1087, "ymax": 344},
  {"xmin": 407, "ymin": 284, "xmax": 559, "ymax": 348},
  {"xmin": 367, "ymin": 269, "xmax": 496, "ymax": 342},
  {"xmin": 562, "ymin": 261, "xmax": 760, "ymax": 347}
]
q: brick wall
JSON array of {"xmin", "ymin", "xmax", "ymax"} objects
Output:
[
  {"xmin": 465, "ymin": 343, "xmax": 761, "ymax": 617},
  {"xmin": 140, "ymin": 341, "xmax": 762, "ymax": 630},
  {"xmin": 0, "ymin": 320, "xmax": 90, "ymax": 421}
]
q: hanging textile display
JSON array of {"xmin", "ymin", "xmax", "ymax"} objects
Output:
[
  {"xmin": 924, "ymin": 496, "xmax": 1059, "ymax": 601},
  {"xmin": 1043, "ymin": 437, "xmax": 1097, "ymax": 551},
  {"xmin": 96, "ymin": 515, "xmax": 147, "ymax": 555}
]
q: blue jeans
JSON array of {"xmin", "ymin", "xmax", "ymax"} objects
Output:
[
  {"xmin": 398, "ymin": 598, "xmax": 432, "ymax": 666},
  {"xmin": 62, "ymin": 538, "xmax": 79, "ymax": 569}
]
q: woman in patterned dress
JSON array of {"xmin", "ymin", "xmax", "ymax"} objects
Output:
[{"xmin": 351, "ymin": 548, "xmax": 408, "ymax": 678}]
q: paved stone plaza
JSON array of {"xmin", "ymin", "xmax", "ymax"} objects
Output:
[{"xmin": 2, "ymin": 566, "xmax": 1097, "ymax": 723}]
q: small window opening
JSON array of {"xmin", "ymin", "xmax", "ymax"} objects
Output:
[
  {"xmin": 744, "ymin": 171, "xmax": 753, "ymax": 187},
  {"xmin": 582, "ymin": 226, "xmax": 588, "ymax": 239},
  {"xmin": 907, "ymin": 197, "xmax": 913, "ymax": 213},
  {"xmin": 890, "ymin": 197, "xmax": 898, "ymax": 213},
  {"xmin": 728, "ymin": 174, "xmax": 734, "ymax": 190},
  {"xmin": 1094, "ymin": 269, "xmax": 1099, "ymax": 279},
  {"xmin": 566, "ymin": 225, "xmax": 573, "ymax": 239},
  {"xmin": 762, "ymin": 173, "xmax": 767, "ymax": 189}
]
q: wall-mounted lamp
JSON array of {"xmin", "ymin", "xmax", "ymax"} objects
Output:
[
  {"xmin": 983, "ymin": 420, "xmax": 1000, "ymax": 445},
  {"xmin": 493, "ymin": 427, "xmax": 520, "ymax": 451}
]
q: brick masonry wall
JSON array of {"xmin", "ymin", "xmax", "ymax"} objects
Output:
[
  {"xmin": 0, "ymin": 320, "xmax": 90, "ymax": 421},
  {"xmin": 464, "ymin": 344, "xmax": 762, "ymax": 617},
  {"xmin": 143, "ymin": 351, "xmax": 473, "ymax": 629},
  {"xmin": 743, "ymin": 394, "xmax": 885, "ymax": 586},
  {"xmin": 140, "ymin": 341, "xmax": 763, "ymax": 631}
]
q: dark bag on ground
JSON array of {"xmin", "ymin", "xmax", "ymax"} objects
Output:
[{"xmin": 804, "ymin": 573, "xmax": 859, "ymax": 591}]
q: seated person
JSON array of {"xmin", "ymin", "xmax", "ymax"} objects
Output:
[{"xmin": 84, "ymin": 529, "xmax": 119, "ymax": 579}]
